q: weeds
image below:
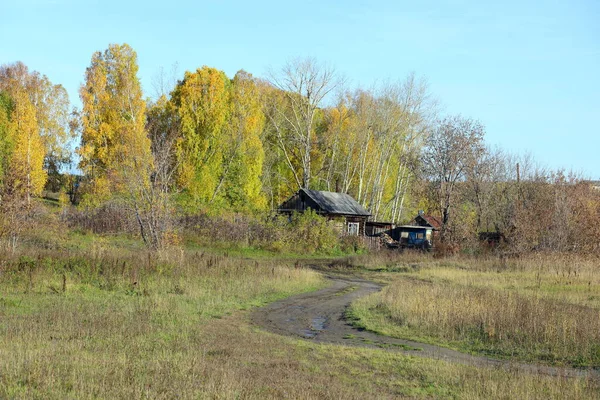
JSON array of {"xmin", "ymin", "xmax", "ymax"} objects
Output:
[{"xmin": 349, "ymin": 253, "xmax": 600, "ymax": 367}]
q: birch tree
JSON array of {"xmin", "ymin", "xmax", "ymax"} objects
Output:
[
  {"xmin": 0, "ymin": 62, "xmax": 73, "ymax": 191},
  {"xmin": 266, "ymin": 58, "xmax": 341, "ymax": 189},
  {"xmin": 170, "ymin": 66, "xmax": 231, "ymax": 208}
]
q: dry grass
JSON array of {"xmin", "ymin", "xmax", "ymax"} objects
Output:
[
  {"xmin": 1, "ymin": 288, "xmax": 598, "ymax": 398},
  {"xmin": 349, "ymin": 253, "xmax": 600, "ymax": 367},
  {"xmin": 1, "ymin": 246, "xmax": 599, "ymax": 398},
  {"xmin": 423, "ymin": 254, "xmax": 600, "ymax": 307}
]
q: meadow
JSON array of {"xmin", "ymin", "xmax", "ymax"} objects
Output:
[
  {"xmin": 348, "ymin": 253, "xmax": 600, "ymax": 368},
  {"xmin": 0, "ymin": 237, "xmax": 598, "ymax": 398}
]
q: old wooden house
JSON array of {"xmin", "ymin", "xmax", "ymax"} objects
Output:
[{"xmin": 277, "ymin": 189, "xmax": 371, "ymax": 235}]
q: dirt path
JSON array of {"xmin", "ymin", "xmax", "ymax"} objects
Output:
[{"xmin": 252, "ymin": 273, "xmax": 599, "ymax": 379}]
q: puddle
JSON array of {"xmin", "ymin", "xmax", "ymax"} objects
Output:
[
  {"xmin": 311, "ymin": 316, "xmax": 327, "ymax": 331},
  {"xmin": 300, "ymin": 316, "xmax": 327, "ymax": 338}
]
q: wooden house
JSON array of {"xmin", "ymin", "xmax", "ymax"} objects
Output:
[{"xmin": 277, "ymin": 189, "xmax": 371, "ymax": 235}]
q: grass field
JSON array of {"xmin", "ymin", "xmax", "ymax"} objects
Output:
[
  {"xmin": 348, "ymin": 253, "xmax": 600, "ymax": 368},
  {"xmin": 1, "ymin": 241, "xmax": 599, "ymax": 398}
]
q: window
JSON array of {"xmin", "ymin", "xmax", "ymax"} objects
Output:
[
  {"xmin": 347, "ymin": 222, "xmax": 359, "ymax": 236},
  {"xmin": 400, "ymin": 231, "xmax": 409, "ymax": 239},
  {"xmin": 416, "ymin": 233, "xmax": 424, "ymax": 239}
]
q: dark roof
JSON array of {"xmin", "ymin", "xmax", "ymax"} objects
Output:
[
  {"xmin": 302, "ymin": 189, "xmax": 371, "ymax": 216},
  {"xmin": 366, "ymin": 221, "xmax": 394, "ymax": 226},
  {"xmin": 415, "ymin": 214, "xmax": 442, "ymax": 230}
]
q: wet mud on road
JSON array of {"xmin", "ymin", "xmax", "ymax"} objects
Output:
[{"xmin": 251, "ymin": 272, "xmax": 599, "ymax": 379}]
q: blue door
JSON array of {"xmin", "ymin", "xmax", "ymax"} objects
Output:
[{"xmin": 408, "ymin": 232, "xmax": 417, "ymax": 245}]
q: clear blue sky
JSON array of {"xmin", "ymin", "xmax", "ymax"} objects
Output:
[{"xmin": 2, "ymin": 0, "xmax": 599, "ymax": 178}]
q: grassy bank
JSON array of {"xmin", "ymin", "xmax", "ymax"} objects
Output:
[{"xmin": 348, "ymin": 253, "xmax": 600, "ymax": 368}]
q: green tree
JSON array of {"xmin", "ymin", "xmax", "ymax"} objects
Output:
[
  {"xmin": 217, "ymin": 70, "xmax": 266, "ymax": 211},
  {"xmin": 170, "ymin": 66, "xmax": 231, "ymax": 208}
]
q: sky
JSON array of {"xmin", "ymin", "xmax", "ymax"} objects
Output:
[{"xmin": 2, "ymin": 0, "xmax": 599, "ymax": 178}]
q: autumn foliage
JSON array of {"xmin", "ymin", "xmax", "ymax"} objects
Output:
[{"xmin": 0, "ymin": 43, "xmax": 598, "ymax": 253}]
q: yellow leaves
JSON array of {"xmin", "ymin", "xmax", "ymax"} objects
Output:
[
  {"xmin": 9, "ymin": 91, "xmax": 46, "ymax": 200},
  {"xmin": 172, "ymin": 67, "xmax": 231, "ymax": 204},
  {"xmin": 78, "ymin": 43, "xmax": 151, "ymax": 198}
]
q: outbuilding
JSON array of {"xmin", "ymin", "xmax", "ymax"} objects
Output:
[{"xmin": 387, "ymin": 212, "xmax": 441, "ymax": 250}]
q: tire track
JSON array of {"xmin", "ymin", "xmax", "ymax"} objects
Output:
[{"xmin": 251, "ymin": 273, "xmax": 599, "ymax": 379}]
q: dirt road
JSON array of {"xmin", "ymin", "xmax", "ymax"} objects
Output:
[{"xmin": 252, "ymin": 273, "xmax": 598, "ymax": 379}]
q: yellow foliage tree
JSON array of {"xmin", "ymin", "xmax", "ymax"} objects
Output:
[
  {"xmin": 0, "ymin": 62, "xmax": 72, "ymax": 191},
  {"xmin": 219, "ymin": 70, "xmax": 266, "ymax": 211},
  {"xmin": 171, "ymin": 66, "xmax": 230, "ymax": 208},
  {"xmin": 9, "ymin": 90, "xmax": 46, "ymax": 205},
  {"xmin": 78, "ymin": 43, "xmax": 151, "ymax": 204}
]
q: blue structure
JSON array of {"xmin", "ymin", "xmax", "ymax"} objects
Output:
[{"xmin": 390, "ymin": 225, "xmax": 434, "ymax": 250}]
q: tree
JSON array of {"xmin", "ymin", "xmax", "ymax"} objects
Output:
[
  {"xmin": 217, "ymin": 70, "xmax": 266, "ymax": 211},
  {"xmin": 266, "ymin": 58, "xmax": 341, "ymax": 190},
  {"xmin": 9, "ymin": 90, "xmax": 46, "ymax": 205},
  {"xmin": 171, "ymin": 66, "xmax": 231, "ymax": 208},
  {"xmin": 0, "ymin": 92, "xmax": 15, "ymax": 189},
  {"xmin": 422, "ymin": 115, "xmax": 485, "ymax": 242},
  {"xmin": 79, "ymin": 44, "xmax": 171, "ymax": 250},
  {"xmin": 78, "ymin": 43, "xmax": 151, "ymax": 204},
  {"xmin": 317, "ymin": 75, "xmax": 434, "ymax": 222},
  {"xmin": 0, "ymin": 62, "xmax": 73, "ymax": 191}
]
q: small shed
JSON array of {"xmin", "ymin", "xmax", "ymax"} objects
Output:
[
  {"xmin": 365, "ymin": 221, "xmax": 394, "ymax": 237},
  {"xmin": 390, "ymin": 225, "xmax": 434, "ymax": 250},
  {"xmin": 386, "ymin": 212, "xmax": 441, "ymax": 250},
  {"xmin": 277, "ymin": 189, "xmax": 371, "ymax": 235}
]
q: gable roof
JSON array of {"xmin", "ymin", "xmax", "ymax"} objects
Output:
[
  {"xmin": 278, "ymin": 188, "xmax": 371, "ymax": 216},
  {"xmin": 302, "ymin": 189, "xmax": 371, "ymax": 216},
  {"xmin": 414, "ymin": 214, "xmax": 442, "ymax": 230}
]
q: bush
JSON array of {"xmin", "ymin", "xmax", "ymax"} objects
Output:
[
  {"xmin": 63, "ymin": 200, "xmax": 137, "ymax": 235},
  {"xmin": 180, "ymin": 210, "xmax": 349, "ymax": 255}
]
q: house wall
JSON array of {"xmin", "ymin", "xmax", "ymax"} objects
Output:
[
  {"xmin": 327, "ymin": 215, "xmax": 367, "ymax": 236},
  {"xmin": 345, "ymin": 215, "xmax": 368, "ymax": 236},
  {"xmin": 278, "ymin": 190, "xmax": 369, "ymax": 236}
]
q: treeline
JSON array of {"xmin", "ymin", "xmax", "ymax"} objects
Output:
[{"xmin": 0, "ymin": 43, "xmax": 598, "ymax": 253}]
